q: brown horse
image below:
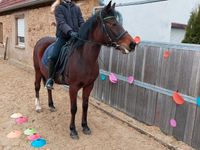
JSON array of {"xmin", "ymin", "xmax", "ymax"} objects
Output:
[{"xmin": 33, "ymin": 1, "xmax": 136, "ymax": 139}]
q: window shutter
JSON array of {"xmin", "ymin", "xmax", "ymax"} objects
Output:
[
  {"xmin": 17, "ymin": 18, "xmax": 24, "ymax": 37},
  {"xmin": 0, "ymin": 23, "xmax": 3, "ymax": 43}
]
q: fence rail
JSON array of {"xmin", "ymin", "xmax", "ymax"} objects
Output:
[
  {"xmin": 100, "ymin": 69, "xmax": 197, "ymax": 104},
  {"xmin": 92, "ymin": 42, "xmax": 200, "ymax": 150}
]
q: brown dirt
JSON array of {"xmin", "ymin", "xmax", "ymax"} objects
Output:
[{"xmin": 0, "ymin": 59, "xmax": 168, "ymax": 150}]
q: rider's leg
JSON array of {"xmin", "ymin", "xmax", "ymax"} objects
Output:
[
  {"xmin": 45, "ymin": 38, "xmax": 67, "ymax": 89},
  {"xmin": 45, "ymin": 58, "xmax": 56, "ymax": 90}
]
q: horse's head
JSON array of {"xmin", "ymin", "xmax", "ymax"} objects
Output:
[{"xmin": 96, "ymin": 1, "xmax": 136, "ymax": 54}]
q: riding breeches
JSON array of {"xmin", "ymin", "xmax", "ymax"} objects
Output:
[{"xmin": 48, "ymin": 37, "xmax": 67, "ymax": 62}]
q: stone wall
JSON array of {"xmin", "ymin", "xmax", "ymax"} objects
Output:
[{"xmin": 0, "ymin": 0, "xmax": 98, "ymax": 69}]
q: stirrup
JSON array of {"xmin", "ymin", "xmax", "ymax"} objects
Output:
[{"xmin": 45, "ymin": 78, "xmax": 54, "ymax": 90}]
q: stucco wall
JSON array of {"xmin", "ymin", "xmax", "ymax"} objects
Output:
[
  {"xmin": 102, "ymin": 0, "xmax": 200, "ymax": 43},
  {"xmin": 170, "ymin": 28, "xmax": 186, "ymax": 43},
  {"xmin": 0, "ymin": 0, "xmax": 98, "ymax": 69}
]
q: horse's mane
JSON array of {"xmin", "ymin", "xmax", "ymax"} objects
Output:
[
  {"xmin": 72, "ymin": 13, "xmax": 98, "ymax": 49},
  {"xmin": 72, "ymin": 8, "xmax": 116, "ymax": 50}
]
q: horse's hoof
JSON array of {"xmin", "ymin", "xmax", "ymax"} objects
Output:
[
  {"xmin": 35, "ymin": 106, "xmax": 42, "ymax": 113},
  {"xmin": 36, "ymin": 109, "xmax": 42, "ymax": 113},
  {"xmin": 70, "ymin": 130, "xmax": 79, "ymax": 140},
  {"xmin": 82, "ymin": 126, "xmax": 91, "ymax": 135},
  {"xmin": 49, "ymin": 107, "xmax": 56, "ymax": 112}
]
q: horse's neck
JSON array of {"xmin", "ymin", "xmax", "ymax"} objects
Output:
[
  {"xmin": 77, "ymin": 23, "xmax": 102, "ymax": 65},
  {"xmin": 82, "ymin": 43, "xmax": 101, "ymax": 65}
]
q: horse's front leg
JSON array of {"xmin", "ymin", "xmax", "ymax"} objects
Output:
[
  {"xmin": 82, "ymin": 83, "xmax": 94, "ymax": 135},
  {"xmin": 69, "ymin": 85, "xmax": 80, "ymax": 139}
]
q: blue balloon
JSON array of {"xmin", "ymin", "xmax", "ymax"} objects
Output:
[
  {"xmin": 197, "ymin": 97, "xmax": 200, "ymax": 107},
  {"xmin": 100, "ymin": 74, "xmax": 106, "ymax": 81},
  {"xmin": 31, "ymin": 138, "xmax": 46, "ymax": 148}
]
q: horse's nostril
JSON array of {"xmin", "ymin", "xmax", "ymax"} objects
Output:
[{"xmin": 129, "ymin": 42, "xmax": 136, "ymax": 50}]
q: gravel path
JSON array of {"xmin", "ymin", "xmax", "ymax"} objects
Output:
[{"xmin": 0, "ymin": 59, "xmax": 167, "ymax": 150}]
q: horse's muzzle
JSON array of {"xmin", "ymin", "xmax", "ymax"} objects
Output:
[{"xmin": 129, "ymin": 41, "xmax": 136, "ymax": 51}]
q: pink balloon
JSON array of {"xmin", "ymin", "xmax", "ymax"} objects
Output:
[
  {"xmin": 28, "ymin": 133, "xmax": 41, "ymax": 141},
  {"xmin": 170, "ymin": 119, "xmax": 177, "ymax": 127},
  {"xmin": 128, "ymin": 76, "xmax": 134, "ymax": 84},
  {"xmin": 16, "ymin": 116, "xmax": 28, "ymax": 124},
  {"xmin": 109, "ymin": 73, "xmax": 118, "ymax": 83},
  {"xmin": 163, "ymin": 50, "xmax": 170, "ymax": 59},
  {"xmin": 133, "ymin": 36, "xmax": 141, "ymax": 44}
]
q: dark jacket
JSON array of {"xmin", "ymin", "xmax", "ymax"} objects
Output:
[{"xmin": 55, "ymin": 2, "xmax": 84, "ymax": 40}]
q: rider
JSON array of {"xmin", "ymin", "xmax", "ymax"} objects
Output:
[{"xmin": 45, "ymin": 0, "xmax": 85, "ymax": 90}]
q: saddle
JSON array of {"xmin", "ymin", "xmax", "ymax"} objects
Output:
[{"xmin": 42, "ymin": 39, "xmax": 74, "ymax": 80}]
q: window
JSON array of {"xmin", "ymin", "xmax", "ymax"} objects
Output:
[
  {"xmin": 0, "ymin": 22, "xmax": 3, "ymax": 44},
  {"xmin": 16, "ymin": 17, "xmax": 25, "ymax": 47}
]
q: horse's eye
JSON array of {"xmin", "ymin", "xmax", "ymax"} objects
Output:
[{"xmin": 112, "ymin": 23, "xmax": 117, "ymax": 26}]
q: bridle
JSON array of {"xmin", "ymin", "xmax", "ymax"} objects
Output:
[
  {"xmin": 75, "ymin": 10, "xmax": 127, "ymax": 48},
  {"xmin": 99, "ymin": 10, "xmax": 127, "ymax": 48}
]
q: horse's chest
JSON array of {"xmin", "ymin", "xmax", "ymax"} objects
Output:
[
  {"xmin": 84, "ymin": 70, "xmax": 98, "ymax": 80},
  {"xmin": 69, "ymin": 60, "xmax": 99, "ymax": 84},
  {"xmin": 82, "ymin": 68, "xmax": 99, "ymax": 82}
]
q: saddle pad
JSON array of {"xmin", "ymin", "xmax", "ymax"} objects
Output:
[
  {"xmin": 42, "ymin": 41, "xmax": 73, "ymax": 76},
  {"xmin": 42, "ymin": 42, "xmax": 55, "ymax": 69}
]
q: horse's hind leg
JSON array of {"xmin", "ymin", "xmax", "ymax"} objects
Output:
[
  {"xmin": 47, "ymin": 89, "xmax": 56, "ymax": 112},
  {"xmin": 81, "ymin": 83, "xmax": 94, "ymax": 135},
  {"xmin": 34, "ymin": 69, "xmax": 42, "ymax": 113}
]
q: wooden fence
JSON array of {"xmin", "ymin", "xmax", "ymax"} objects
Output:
[{"xmin": 91, "ymin": 41, "xmax": 200, "ymax": 149}]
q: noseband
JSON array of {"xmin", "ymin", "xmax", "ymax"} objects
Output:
[{"xmin": 99, "ymin": 10, "xmax": 127, "ymax": 48}]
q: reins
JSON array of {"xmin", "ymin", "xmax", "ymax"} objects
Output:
[{"xmin": 75, "ymin": 36, "xmax": 105, "ymax": 46}]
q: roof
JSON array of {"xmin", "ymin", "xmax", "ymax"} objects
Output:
[
  {"xmin": 171, "ymin": 22, "xmax": 187, "ymax": 30},
  {"xmin": 0, "ymin": 0, "xmax": 54, "ymax": 14}
]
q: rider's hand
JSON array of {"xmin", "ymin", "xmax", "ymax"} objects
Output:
[{"xmin": 69, "ymin": 31, "xmax": 78, "ymax": 38}]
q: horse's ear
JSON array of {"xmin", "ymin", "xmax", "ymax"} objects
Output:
[
  {"xmin": 111, "ymin": 3, "xmax": 116, "ymax": 10},
  {"xmin": 105, "ymin": 1, "xmax": 112, "ymax": 12}
]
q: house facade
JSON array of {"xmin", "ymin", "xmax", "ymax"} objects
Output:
[{"xmin": 0, "ymin": 0, "xmax": 98, "ymax": 71}]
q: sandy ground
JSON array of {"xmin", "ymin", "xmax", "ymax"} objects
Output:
[{"xmin": 0, "ymin": 59, "xmax": 168, "ymax": 150}]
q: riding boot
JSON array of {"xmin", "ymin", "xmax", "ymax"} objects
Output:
[{"xmin": 45, "ymin": 59, "xmax": 56, "ymax": 90}]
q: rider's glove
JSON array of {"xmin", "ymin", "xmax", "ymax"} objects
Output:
[{"xmin": 69, "ymin": 31, "xmax": 78, "ymax": 38}]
